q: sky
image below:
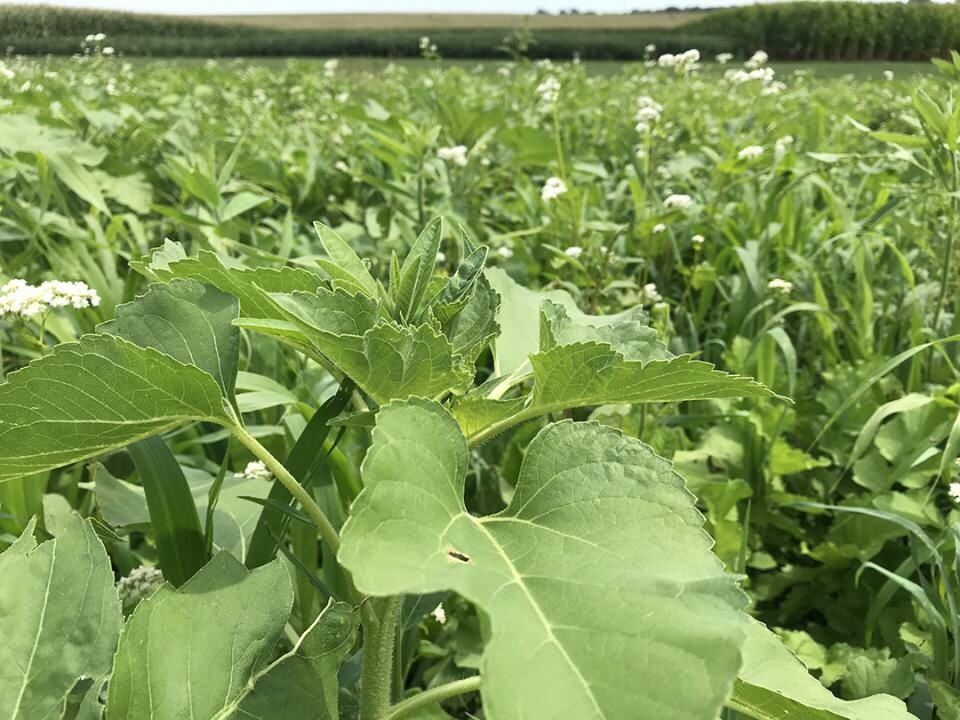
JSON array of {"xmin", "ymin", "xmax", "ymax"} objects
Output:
[{"xmin": 0, "ymin": 0, "xmax": 831, "ymax": 13}]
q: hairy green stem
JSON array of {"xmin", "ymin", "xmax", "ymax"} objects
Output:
[
  {"xmin": 360, "ymin": 596, "xmax": 404, "ymax": 720},
  {"xmin": 232, "ymin": 424, "xmax": 341, "ymax": 555},
  {"xmin": 385, "ymin": 676, "xmax": 482, "ymax": 720}
]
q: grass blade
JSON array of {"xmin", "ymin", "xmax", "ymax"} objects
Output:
[{"xmin": 128, "ymin": 435, "xmax": 207, "ymax": 586}]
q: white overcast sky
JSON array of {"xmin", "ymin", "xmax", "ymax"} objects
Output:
[{"xmin": 0, "ymin": 0, "xmax": 864, "ymax": 13}]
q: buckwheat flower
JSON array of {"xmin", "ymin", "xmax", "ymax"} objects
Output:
[
  {"xmin": 635, "ymin": 105, "xmax": 661, "ymax": 123},
  {"xmin": 949, "ymin": 482, "xmax": 960, "ymax": 503},
  {"xmin": 116, "ymin": 566, "xmax": 164, "ymax": 613},
  {"xmin": 760, "ymin": 81, "xmax": 786, "ymax": 96},
  {"xmin": 745, "ymin": 50, "xmax": 768, "ymax": 69},
  {"xmin": 94, "ymin": 32, "xmax": 106, "ymax": 42},
  {"xmin": 645, "ymin": 43, "xmax": 656, "ymax": 54},
  {"xmin": 84, "ymin": 34, "xmax": 96, "ymax": 43},
  {"xmin": 643, "ymin": 283, "xmax": 662, "ymax": 303},
  {"xmin": 775, "ymin": 135, "xmax": 794, "ymax": 150},
  {"xmin": 653, "ymin": 301, "xmax": 669, "ymax": 313},
  {"xmin": 497, "ymin": 246, "xmax": 514, "ymax": 259},
  {"xmin": 738, "ymin": 145, "xmax": 764, "ymax": 161},
  {"xmin": 652, "ymin": 223, "xmax": 667, "ymax": 234},
  {"xmin": 436, "ymin": 251, "xmax": 446, "ymax": 263},
  {"xmin": 324, "ymin": 58, "xmax": 339, "ymax": 77},
  {"xmin": 635, "ymin": 146, "xmax": 646, "ymax": 160},
  {"xmin": 334, "ymin": 160, "xmax": 350, "ymax": 173},
  {"xmin": 419, "ymin": 36, "xmax": 431, "ymax": 50},
  {"xmin": 536, "ymin": 76, "xmax": 561, "ymax": 105},
  {"xmin": 883, "ymin": 70, "xmax": 894, "ymax": 81},
  {"xmin": 431, "ymin": 603, "xmax": 447, "ymax": 624},
  {"xmin": 564, "ymin": 246, "xmax": 584, "ymax": 259},
  {"xmin": 243, "ymin": 460, "xmax": 272, "ymax": 481},
  {"xmin": 692, "ymin": 234, "xmax": 705, "ymax": 246},
  {"xmin": 716, "ymin": 52, "xmax": 734, "ymax": 64},
  {"xmin": 634, "ymin": 121, "xmax": 650, "ymax": 135},
  {"xmin": 437, "ymin": 145, "xmax": 468, "ymax": 167},
  {"xmin": 664, "ymin": 193, "xmax": 692, "ymax": 211},
  {"xmin": 102, "ymin": 46, "xmax": 115, "ymax": 56},
  {"xmin": 767, "ymin": 278, "xmax": 794, "ymax": 294},
  {"xmin": 541, "ymin": 176, "xmax": 567, "ymax": 202}
]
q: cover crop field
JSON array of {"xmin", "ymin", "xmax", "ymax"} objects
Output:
[{"xmin": 0, "ymin": 44, "xmax": 959, "ymax": 720}]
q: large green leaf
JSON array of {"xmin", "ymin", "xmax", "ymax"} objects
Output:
[
  {"xmin": 451, "ymin": 344, "xmax": 772, "ymax": 443},
  {"xmin": 0, "ymin": 514, "xmax": 121, "ymax": 720},
  {"xmin": 340, "ymin": 399, "xmax": 748, "ymax": 720},
  {"xmin": 484, "ymin": 267, "xmax": 579, "ymax": 375},
  {"xmin": 0, "ymin": 334, "xmax": 235, "ymax": 482},
  {"xmin": 151, "ymin": 246, "xmax": 322, "ymax": 319},
  {"xmin": 730, "ymin": 619, "xmax": 914, "ymax": 720},
  {"xmin": 100, "ymin": 279, "xmax": 240, "ymax": 400},
  {"xmin": 274, "ymin": 289, "xmax": 472, "ymax": 403},
  {"xmin": 528, "ymin": 343, "xmax": 773, "ymax": 409},
  {"xmin": 106, "ymin": 553, "xmax": 294, "ymax": 719},
  {"xmin": 229, "ymin": 600, "xmax": 359, "ymax": 720}
]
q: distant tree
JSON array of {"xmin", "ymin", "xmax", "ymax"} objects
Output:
[{"xmin": 535, "ymin": 8, "xmax": 550, "ymax": 14}]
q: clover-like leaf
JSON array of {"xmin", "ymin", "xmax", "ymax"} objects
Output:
[
  {"xmin": 731, "ymin": 619, "xmax": 914, "ymax": 720},
  {"xmin": 0, "ymin": 514, "xmax": 121, "ymax": 720},
  {"xmin": 0, "ymin": 334, "xmax": 235, "ymax": 483},
  {"xmin": 340, "ymin": 399, "xmax": 748, "ymax": 720}
]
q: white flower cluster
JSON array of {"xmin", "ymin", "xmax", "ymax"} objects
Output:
[
  {"xmin": 692, "ymin": 234, "xmax": 705, "ymax": 247},
  {"xmin": 644, "ymin": 43, "xmax": 656, "ymax": 54},
  {"xmin": 775, "ymin": 135, "xmax": 794, "ymax": 152},
  {"xmin": 744, "ymin": 50, "xmax": 769, "ymax": 69},
  {"xmin": 84, "ymin": 32, "xmax": 107, "ymax": 44},
  {"xmin": 634, "ymin": 95, "xmax": 663, "ymax": 134},
  {"xmin": 768, "ymin": 278, "xmax": 794, "ymax": 294},
  {"xmin": 496, "ymin": 246, "xmax": 514, "ymax": 259},
  {"xmin": 716, "ymin": 52, "xmax": 734, "ymax": 64},
  {"xmin": 431, "ymin": 603, "xmax": 447, "ymax": 624},
  {"xmin": 564, "ymin": 246, "xmax": 583, "ymax": 259},
  {"xmin": 536, "ymin": 76, "xmax": 561, "ymax": 106},
  {"xmin": 725, "ymin": 50, "xmax": 785, "ymax": 95},
  {"xmin": 242, "ymin": 460, "xmax": 273, "ymax": 481},
  {"xmin": 738, "ymin": 145, "xmax": 764, "ymax": 161},
  {"xmin": 324, "ymin": 59, "xmax": 339, "ymax": 77},
  {"xmin": 437, "ymin": 145, "xmax": 468, "ymax": 167},
  {"xmin": 0, "ymin": 279, "xmax": 100, "ymax": 318},
  {"xmin": 663, "ymin": 193, "xmax": 693, "ymax": 211},
  {"xmin": 419, "ymin": 36, "xmax": 438, "ymax": 54},
  {"xmin": 657, "ymin": 49, "xmax": 700, "ymax": 74},
  {"xmin": 116, "ymin": 565, "xmax": 164, "ymax": 612},
  {"xmin": 949, "ymin": 482, "xmax": 960, "ymax": 503},
  {"xmin": 0, "ymin": 61, "xmax": 14, "ymax": 80},
  {"xmin": 541, "ymin": 176, "xmax": 568, "ymax": 202},
  {"xmin": 642, "ymin": 283, "xmax": 663, "ymax": 304}
]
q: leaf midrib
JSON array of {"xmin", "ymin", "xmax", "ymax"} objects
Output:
[{"xmin": 469, "ymin": 515, "xmax": 605, "ymax": 719}]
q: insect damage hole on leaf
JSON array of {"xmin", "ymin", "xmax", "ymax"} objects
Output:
[{"xmin": 446, "ymin": 547, "xmax": 472, "ymax": 563}]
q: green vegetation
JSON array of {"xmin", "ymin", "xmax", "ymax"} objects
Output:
[
  {"xmin": 691, "ymin": 1, "xmax": 960, "ymax": 61},
  {"xmin": 0, "ymin": 44, "xmax": 959, "ymax": 719},
  {"xmin": 3, "ymin": 2, "xmax": 960, "ymax": 61}
]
